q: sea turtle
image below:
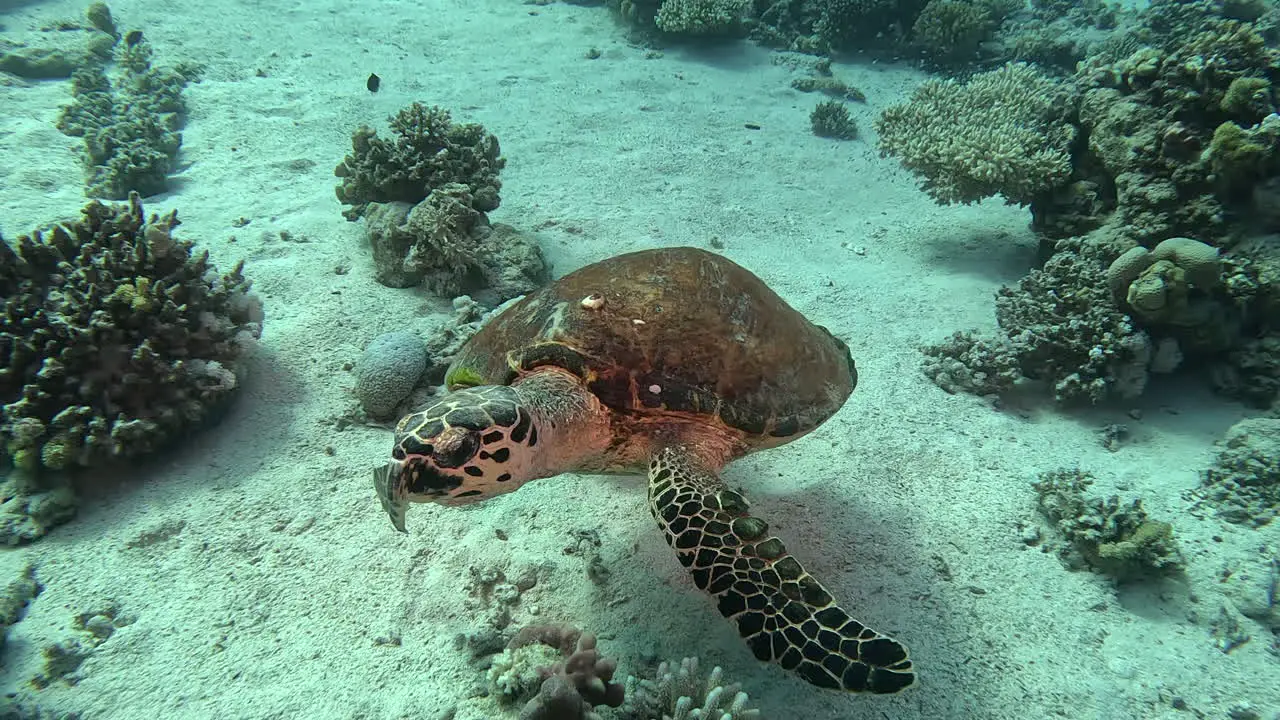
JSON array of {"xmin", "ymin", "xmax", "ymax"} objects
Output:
[{"xmin": 374, "ymin": 247, "xmax": 915, "ymax": 694}]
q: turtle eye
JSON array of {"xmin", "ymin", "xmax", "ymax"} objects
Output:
[{"xmin": 432, "ymin": 427, "xmax": 480, "ymax": 468}]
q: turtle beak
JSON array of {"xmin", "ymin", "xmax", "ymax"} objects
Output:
[{"xmin": 373, "ymin": 461, "xmax": 409, "ymax": 533}]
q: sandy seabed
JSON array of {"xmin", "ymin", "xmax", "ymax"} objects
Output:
[{"xmin": 1, "ymin": 0, "xmax": 1277, "ymax": 718}]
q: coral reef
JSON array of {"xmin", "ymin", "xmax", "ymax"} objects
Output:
[
  {"xmin": 1200, "ymin": 417, "xmax": 1280, "ymax": 526},
  {"xmin": 360, "ymin": 192, "xmax": 547, "ymax": 301},
  {"xmin": 923, "ymin": 238, "xmax": 1152, "ymax": 404},
  {"xmin": 876, "ymin": 62, "xmax": 1076, "ymax": 206},
  {"xmin": 0, "ymin": 195, "xmax": 262, "ymax": 474},
  {"xmin": 335, "ymin": 103, "xmax": 504, "ymax": 221},
  {"xmin": 921, "ymin": 331, "xmax": 1021, "ymax": 398},
  {"xmin": 654, "ymin": 0, "xmax": 750, "ymax": 35},
  {"xmin": 1032, "ymin": 468, "xmax": 1184, "ymax": 581},
  {"xmin": 353, "ymin": 332, "xmax": 428, "ymax": 419},
  {"xmin": 809, "ymin": 99, "xmax": 857, "ymax": 139},
  {"xmin": 56, "ymin": 5, "xmax": 197, "ymax": 199},
  {"xmin": 337, "ymin": 105, "xmax": 545, "ymax": 301},
  {"xmin": 487, "ymin": 623, "xmax": 762, "ymax": 720},
  {"xmin": 909, "ymin": 0, "xmax": 999, "ymax": 66}
]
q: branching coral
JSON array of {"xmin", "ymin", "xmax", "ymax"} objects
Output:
[
  {"xmin": 334, "ymin": 103, "xmax": 505, "ymax": 220},
  {"xmin": 910, "ymin": 0, "xmax": 997, "ymax": 65},
  {"xmin": 0, "ymin": 194, "xmax": 262, "ymax": 472},
  {"xmin": 56, "ymin": 7, "xmax": 196, "ymax": 199},
  {"xmin": 621, "ymin": 656, "xmax": 762, "ymax": 720},
  {"xmin": 1033, "ymin": 468, "xmax": 1185, "ymax": 581},
  {"xmin": 876, "ymin": 62, "xmax": 1076, "ymax": 206},
  {"xmin": 654, "ymin": 0, "xmax": 750, "ymax": 35}
]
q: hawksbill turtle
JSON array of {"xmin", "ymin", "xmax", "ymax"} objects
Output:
[{"xmin": 374, "ymin": 247, "xmax": 915, "ymax": 694}]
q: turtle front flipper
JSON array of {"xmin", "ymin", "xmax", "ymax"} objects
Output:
[{"xmin": 646, "ymin": 447, "xmax": 915, "ymax": 694}]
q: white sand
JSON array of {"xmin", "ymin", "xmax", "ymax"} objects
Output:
[{"xmin": 1, "ymin": 1, "xmax": 1277, "ymax": 718}]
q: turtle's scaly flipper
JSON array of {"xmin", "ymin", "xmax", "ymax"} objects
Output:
[{"xmin": 646, "ymin": 447, "xmax": 915, "ymax": 694}]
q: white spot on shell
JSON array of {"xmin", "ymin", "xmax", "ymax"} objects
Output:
[
  {"xmin": 580, "ymin": 293, "xmax": 605, "ymax": 310},
  {"xmin": 648, "ymin": 384, "xmax": 661, "ymax": 394}
]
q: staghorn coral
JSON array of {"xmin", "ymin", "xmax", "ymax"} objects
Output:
[
  {"xmin": 876, "ymin": 62, "xmax": 1076, "ymax": 206},
  {"xmin": 334, "ymin": 103, "xmax": 504, "ymax": 220},
  {"xmin": 0, "ymin": 194, "xmax": 262, "ymax": 474}
]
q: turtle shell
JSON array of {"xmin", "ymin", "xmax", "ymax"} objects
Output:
[{"xmin": 446, "ymin": 247, "xmax": 855, "ymax": 441}]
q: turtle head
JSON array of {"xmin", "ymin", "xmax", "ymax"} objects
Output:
[{"xmin": 374, "ymin": 385, "xmax": 544, "ymax": 532}]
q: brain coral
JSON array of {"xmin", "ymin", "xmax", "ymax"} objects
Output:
[
  {"xmin": 355, "ymin": 332, "xmax": 428, "ymax": 418},
  {"xmin": 0, "ymin": 194, "xmax": 263, "ymax": 470}
]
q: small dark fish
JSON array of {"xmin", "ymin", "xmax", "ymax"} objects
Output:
[
  {"xmin": 367, "ymin": 73, "xmax": 381, "ymax": 93},
  {"xmin": 124, "ymin": 29, "xmax": 143, "ymax": 47}
]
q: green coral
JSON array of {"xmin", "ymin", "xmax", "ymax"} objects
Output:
[
  {"xmin": 334, "ymin": 103, "xmax": 505, "ymax": 221},
  {"xmin": 1033, "ymin": 468, "xmax": 1185, "ymax": 581},
  {"xmin": 815, "ymin": 0, "xmax": 906, "ymax": 50},
  {"xmin": 876, "ymin": 62, "xmax": 1076, "ymax": 206},
  {"xmin": 1220, "ymin": 76, "xmax": 1273, "ymax": 120},
  {"xmin": 1207, "ymin": 119, "xmax": 1277, "ymax": 190}
]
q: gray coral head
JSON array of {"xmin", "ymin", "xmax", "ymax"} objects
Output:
[{"xmin": 375, "ymin": 384, "xmax": 542, "ymax": 531}]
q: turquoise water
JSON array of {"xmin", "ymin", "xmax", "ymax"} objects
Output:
[{"xmin": 1, "ymin": 0, "xmax": 1278, "ymax": 718}]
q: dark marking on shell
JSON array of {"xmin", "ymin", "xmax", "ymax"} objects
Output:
[
  {"xmin": 445, "ymin": 406, "xmax": 496, "ymax": 431},
  {"xmin": 510, "ymin": 409, "xmax": 531, "ymax": 443},
  {"xmin": 488, "ymin": 402, "xmax": 519, "ymax": 428}
]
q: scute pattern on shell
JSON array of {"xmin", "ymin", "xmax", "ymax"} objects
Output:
[{"xmin": 446, "ymin": 247, "xmax": 856, "ymax": 444}]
